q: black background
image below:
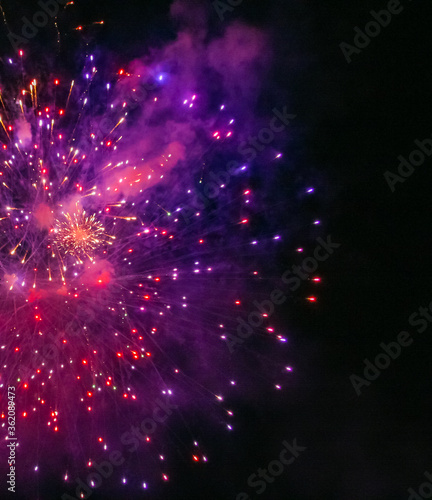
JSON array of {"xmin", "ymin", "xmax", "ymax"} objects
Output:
[{"xmin": 1, "ymin": 0, "xmax": 432, "ymax": 498}]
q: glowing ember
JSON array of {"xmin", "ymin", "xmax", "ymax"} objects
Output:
[{"xmin": 54, "ymin": 210, "xmax": 108, "ymax": 261}]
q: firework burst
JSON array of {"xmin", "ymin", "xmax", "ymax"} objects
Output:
[
  {"xmin": 0, "ymin": 3, "xmax": 317, "ymax": 498},
  {"xmin": 54, "ymin": 208, "xmax": 111, "ymax": 262}
]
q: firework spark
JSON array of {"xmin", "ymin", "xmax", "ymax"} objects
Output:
[{"xmin": 54, "ymin": 208, "xmax": 111, "ymax": 262}]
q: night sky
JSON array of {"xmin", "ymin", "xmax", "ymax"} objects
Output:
[{"xmin": 1, "ymin": 0, "xmax": 432, "ymax": 499}]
